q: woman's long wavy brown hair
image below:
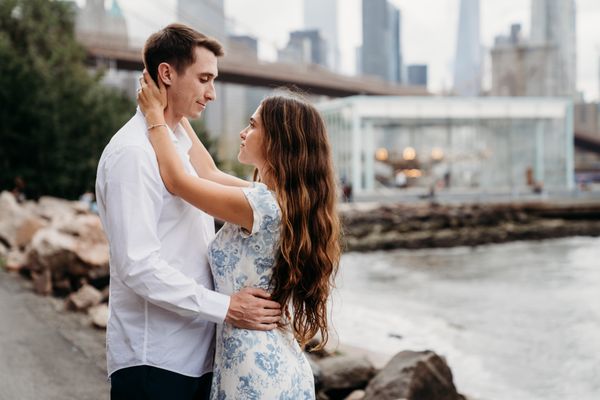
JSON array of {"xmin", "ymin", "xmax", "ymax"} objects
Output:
[{"xmin": 257, "ymin": 94, "xmax": 341, "ymax": 349}]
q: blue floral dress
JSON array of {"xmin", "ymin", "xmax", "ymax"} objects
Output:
[{"xmin": 208, "ymin": 183, "xmax": 315, "ymax": 400}]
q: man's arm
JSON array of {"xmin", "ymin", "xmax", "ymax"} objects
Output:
[{"xmin": 100, "ymin": 146, "xmax": 280, "ymax": 329}]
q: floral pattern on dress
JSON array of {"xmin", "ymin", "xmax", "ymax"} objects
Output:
[{"xmin": 209, "ymin": 183, "xmax": 315, "ymax": 399}]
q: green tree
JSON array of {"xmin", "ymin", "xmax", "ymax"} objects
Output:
[{"xmin": 0, "ymin": 0, "xmax": 134, "ymax": 199}]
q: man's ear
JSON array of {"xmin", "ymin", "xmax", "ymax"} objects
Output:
[{"xmin": 157, "ymin": 62, "xmax": 174, "ymax": 87}]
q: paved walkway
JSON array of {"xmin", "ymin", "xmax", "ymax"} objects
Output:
[{"xmin": 0, "ymin": 269, "xmax": 108, "ymax": 400}]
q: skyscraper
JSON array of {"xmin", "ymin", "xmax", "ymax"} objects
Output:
[
  {"xmin": 175, "ymin": 1, "xmax": 229, "ymax": 153},
  {"xmin": 453, "ymin": 0, "xmax": 481, "ymax": 96},
  {"xmin": 530, "ymin": 0, "xmax": 576, "ymax": 97},
  {"xmin": 177, "ymin": 0, "xmax": 226, "ymax": 41},
  {"xmin": 304, "ymin": 0, "xmax": 339, "ymax": 71},
  {"xmin": 361, "ymin": 0, "xmax": 403, "ymax": 83},
  {"xmin": 407, "ymin": 65, "xmax": 428, "ymax": 87},
  {"xmin": 76, "ymin": 0, "xmax": 128, "ymax": 48},
  {"xmin": 278, "ymin": 30, "xmax": 327, "ymax": 67}
]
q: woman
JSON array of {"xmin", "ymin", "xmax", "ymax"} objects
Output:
[{"xmin": 137, "ymin": 72, "xmax": 341, "ymax": 399}]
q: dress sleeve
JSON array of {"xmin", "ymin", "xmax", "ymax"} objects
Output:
[{"xmin": 241, "ymin": 183, "xmax": 280, "ymax": 236}]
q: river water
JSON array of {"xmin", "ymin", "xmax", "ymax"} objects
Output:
[{"xmin": 332, "ymin": 236, "xmax": 600, "ymax": 400}]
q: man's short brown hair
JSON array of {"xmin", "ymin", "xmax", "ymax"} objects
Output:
[{"xmin": 143, "ymin": 23, "xmax": 224, "ymax": 84}]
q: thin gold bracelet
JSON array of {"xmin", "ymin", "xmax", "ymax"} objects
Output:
[{"xmin": 147, "ymin": 123, "xmax": 167, "ymax": 131}]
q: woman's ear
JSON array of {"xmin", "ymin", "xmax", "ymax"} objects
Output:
[{"xmin": 157, "ymin": 62, "xmax": 173, "ymax": 87}]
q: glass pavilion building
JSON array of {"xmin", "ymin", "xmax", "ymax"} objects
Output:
[{"xmin": 317, "ymin": 96, "xmax": 574, "ymax": 194}]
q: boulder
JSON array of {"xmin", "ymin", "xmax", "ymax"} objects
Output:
[
  {"xmin": 34, "ymin": 196, "xmax": 87, "ymax": 223},
  {"xmin": 88, "ymin": 303, "xmax": 109, "ymax": 329},
  {"xmin": 26, "ymin": 218, "xmax": 109, "ymax": 291},
  {"xmin": 306, "ymin": 336, "xmax": 331, "ymax": 358},
  {"xmin": 363, "ymin": 350, "xmax": 464, "ymax": 400},
  {"xmin": 67, "ymin": 284, "xmax": 103, "ymax": 311},
  {"xmin": 317, "ymin": 355, "xmax": 377, "ymax": 399},
  {"xmin": 5, "ymin": 249, "xmax": 28, "ymax": 272},
  {"xmin": 27, "ymin": 227, "xmax": 79, "ymax": 273},
  {"xmin": 306, "ymin": 354, "xmax": 323, "ymax": 388},
  {"xmin": 15, "ymin": 216, "xmax": 46, "ymax": 248},
  {"xmin": 55, "ymin": 214, "xmax": 109, "ymax": 276},
  {"xmin": 345, "ymin": 390, "xmax": 366, "ymax": 400},
  {"xmin": 0, "ymin": 191, "xmax": 46, "ymax": 249},
  {"xmin": 101, "ymin": 285, "xmax": 110, "ymax": 302},
  {"xmin": 32, "ymin": 269, "xmax": 52, "ymax": 296}
]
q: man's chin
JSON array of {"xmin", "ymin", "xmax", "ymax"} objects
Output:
[{"xmin": 184, "ymin": 111, "xmax": 203, "ymax": 120}]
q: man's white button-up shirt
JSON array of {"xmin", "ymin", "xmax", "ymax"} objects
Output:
[{"xmin": 96, "ymin": 109, "xmax": 230, "ymax": 378}]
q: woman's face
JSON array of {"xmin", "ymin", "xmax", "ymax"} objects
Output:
[{"xmin": 238, "ymin": 106, "xmax": 266, "ymax": 167}]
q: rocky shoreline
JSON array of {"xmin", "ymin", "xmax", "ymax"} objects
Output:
[
  {"xmin": 307, "ymin": 343, "xmax": 466, "ymax": 400},
  {"xmin": 0, "ymin": 191, "xmax": 468, "ymax": 399},
  {"xmin": 9, "ymin": 192, "xmax": 600, "ymax": 398},
  {"xmin": 340, "ymin": 200, "xmax": 600, "ymax": 252}
]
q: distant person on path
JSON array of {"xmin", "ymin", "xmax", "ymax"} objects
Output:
[
  {"xmin": 341, "ymin": 177, "xmax": 353, "ymax": 202},
  {"xmin": 95, "ymin": 24, "xmax": 282, "ymax": 400},
  {"xmin": 137, "ymin": 62, "xmax": 341, "ymax": 396},
  {"xmin": 11, "ymin": 176, "xmax": 26, "ymax": 203}
]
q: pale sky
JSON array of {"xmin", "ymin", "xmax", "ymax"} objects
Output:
[{"xmin": 102, "ymin": 0, "xmax": 600, "ymax": 101}]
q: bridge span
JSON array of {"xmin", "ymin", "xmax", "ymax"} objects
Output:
[{"xmin": 82, "ymin": 41, "xmax": 428, "ymax": 98}]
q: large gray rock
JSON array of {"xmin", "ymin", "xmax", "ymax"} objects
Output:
[
  {"xmin": 317, "ymin": 355, "xmax": 377, "ymax": 399},
  {"xmin": 363, "ymin": 350, "xmax": 464, "ymax": 400},
  {"xmin": 307, "ymin": 354, "xmax": 323, "ymax": 388}
]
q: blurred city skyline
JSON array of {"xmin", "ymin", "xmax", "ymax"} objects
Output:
[{"xmin": 80, "ymin": 0, "xmax": 600, "ymax": 101}]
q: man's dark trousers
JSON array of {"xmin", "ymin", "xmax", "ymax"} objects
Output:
[{"xmin": 110, "ymin": 365, "xmax": 212, "ymax": 400}]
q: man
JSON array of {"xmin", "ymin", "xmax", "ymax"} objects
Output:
[{"xmin": 95, "ymin": 24, "xmax": 281, "ymax": 400}]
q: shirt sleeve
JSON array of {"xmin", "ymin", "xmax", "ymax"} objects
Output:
[
  {"xmin": 241, "ymin": 183, "xmax": 280, "ymax": 236},
  {"xmin": 99, "ymin": 145, "xmax": 230, "ymax": 323}
]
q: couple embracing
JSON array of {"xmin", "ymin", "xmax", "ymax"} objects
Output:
[{"xmin": 96, "ymin": 23, "xmax": 341, "ymax": 400}]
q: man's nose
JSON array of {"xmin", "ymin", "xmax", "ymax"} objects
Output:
[
  {"xmin": 240, "ymin": 128, "xmax": 247, "ymax": 139},
  {"xmin": 205, "ymin": 82, "xmax": 216, "ymax": 101}
]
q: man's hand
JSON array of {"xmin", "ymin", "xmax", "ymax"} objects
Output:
[{"xmin": 225, "ymin": 287, "xmax": 282, "ymax": 331}]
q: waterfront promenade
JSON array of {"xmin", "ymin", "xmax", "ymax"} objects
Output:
[{"xmin": 0, "ymin": 269, "xmax": 107, "ymax": 400}]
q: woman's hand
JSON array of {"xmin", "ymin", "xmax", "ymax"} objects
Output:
[{"xmin": 137, "ymin": 70, "xmax": 167, "ymax": 122}]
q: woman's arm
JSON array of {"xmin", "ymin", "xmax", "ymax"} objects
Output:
[
  {"xmin": 137, "ymin": 72, "xmax": 253, "ymax": 231},
  {"xmin": 148, "ymin": 115, "xmax": 253, "ymax": 231},
  {"xmin": 180, "ymin": 118, "xmax": 250, "ymax": 188}
]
